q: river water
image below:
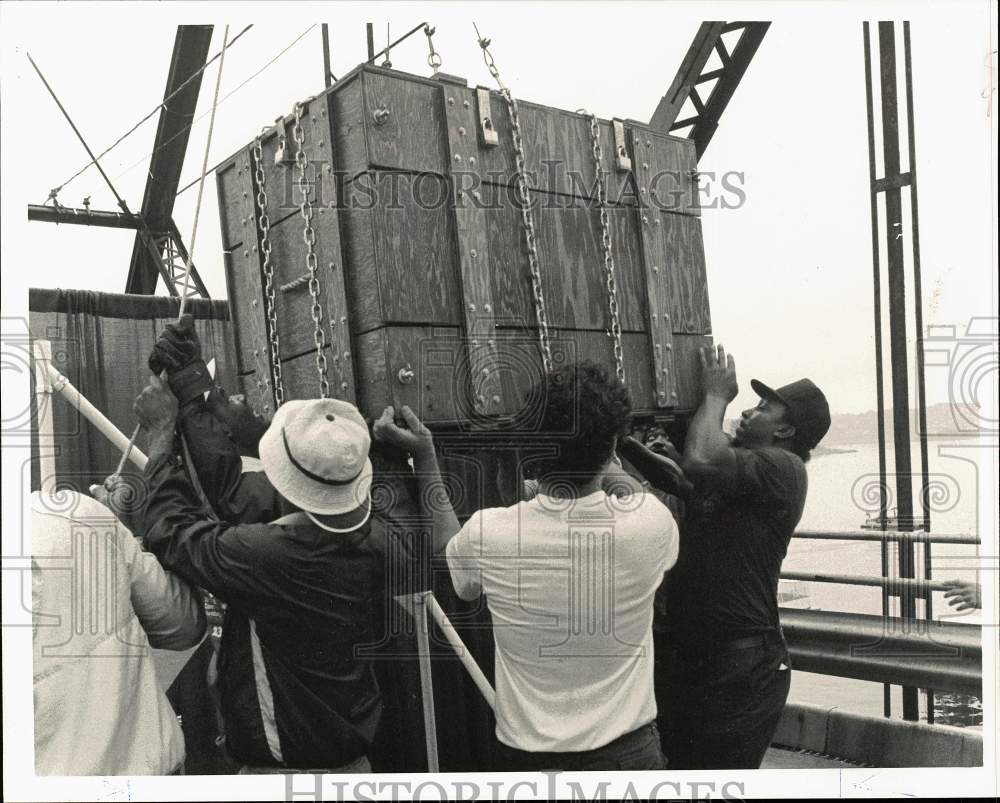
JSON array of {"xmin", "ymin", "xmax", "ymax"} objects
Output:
[{"xmin": 782, "ymin": 439, "xmax": 988, "ymax": 725}]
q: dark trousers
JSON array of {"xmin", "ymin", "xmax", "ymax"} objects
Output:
[
  {"xmin": 654, "ymin": 630, "xmax": 791, "ymax": 770},
  {"xmin": 492, "ymin": 722, "xmax": 667, "ymax": 771}
]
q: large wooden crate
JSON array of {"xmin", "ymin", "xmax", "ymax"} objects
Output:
[{"xmin": 216, "ymin": 64, "xmax": 712, "ymax": 424}]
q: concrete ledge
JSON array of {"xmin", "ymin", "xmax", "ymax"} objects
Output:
[{"xmin": 774, "ymin": 702, "xmax": 983, "ymax": 767}]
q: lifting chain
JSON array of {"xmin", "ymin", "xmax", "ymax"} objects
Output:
[
  {"xmin": 476, "ymin": 28, "xmax": 553, "ymax": 374},
  {"xmin": 293, "ymin": 102, "xmax": 330, "ymax": 399},
  {"xmin": 585, "ymin": 112, "xmax": 626, "ymax": 384},
  {"xmin": 237, "ymin": 153, "xmax": 271, "ymax": 417},
  {"xmin": 424, "ymin": 25, "xmax": 442, "ymax": 73},
  {"xmin": 252, "ymin": 133, "xmax": 285, "ymax": 407}
]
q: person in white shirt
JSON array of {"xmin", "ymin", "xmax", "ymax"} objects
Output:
[
  {"xmin": 374, "ymin": 360, "xmax": 679, "ymax": 770},
  {"xmin": 31, "ymin": 489, "xmax": 206, "ymax": 775}
]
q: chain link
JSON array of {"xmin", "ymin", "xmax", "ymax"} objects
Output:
[
  {"xmin": 586, "ymin": 113, "xmax": 626, "ymax": 384},
  {"xmin": 237, "ymin": 155, "xmax": 271, "ymax": 416},
  {"xmin": 292, "ymin": 103, "xmax": 330, "ymax": 399},
  {"xmin": 252, "ymin": 134, "xmax": 285, "ymax": 407},
  {"xmin": 477, "ymin": 31, "xmax": 553, "ymax": 374}
]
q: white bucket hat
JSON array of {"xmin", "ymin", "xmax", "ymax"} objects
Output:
[{"xmin": 258, "ymin": 398, "xmax": 373, "ymax": 528}]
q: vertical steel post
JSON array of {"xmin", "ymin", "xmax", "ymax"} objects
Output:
[
  {"xmin": 902, "ymin": 20, "xmax": 935, "ymax": 723},
  {"xmin": 366, "ymin": 23, "xmax": 375, "ymax": 62},
  {"xmin": 866, "ymin": 21, "xmax": 929, "ymax": 722},
  {"xmin": 862, "ymin": 22, "xmax": 893, "ymax": 718},
  {"xmin": 322, "ymin": 24, "xmax": 333, "ymax": 89}
]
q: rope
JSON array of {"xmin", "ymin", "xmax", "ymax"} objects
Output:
[
  {"xmin": 121, "ymin": 25, "xmax": 318, "ymax": 195},
  {"xmin": 46, "ymin": 24, "xmax": 254, "ymax": 202},
  {"xmin": 179, "ymin": 25, "xmax": 229, "ymax": 319}
]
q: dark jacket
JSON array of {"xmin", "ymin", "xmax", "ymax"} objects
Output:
[{"xmin": 142, "ymin": 399, "xmax": 426, "ymax": 768}]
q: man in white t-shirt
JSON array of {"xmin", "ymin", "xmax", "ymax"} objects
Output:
[{"xmin": 374, "ymin": 360, "xmax": 679, "ymax": 770}]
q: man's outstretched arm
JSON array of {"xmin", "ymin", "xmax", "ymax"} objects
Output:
[
  {"xmin": 682, "ymin": 344, "xmax": 739, "ymax": 486},
  {"xmin": 373, "ymin": 405, "xmax": 460, "ymax": 555}
]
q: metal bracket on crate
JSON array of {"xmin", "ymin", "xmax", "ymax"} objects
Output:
[
  {"xmin": 630, "ymin": 128, "xmax": 677, "ymax": 408},
  {"xmin": 476, "ymin": 87, "xmax": 499, "ymax": 148},
  {"xmin": 613, "ymin": 119, "xmax": 631, "ymax": 172},
  {"xmin": 443, "ymin": 84, "xmax": 504, "ymax": 416}
]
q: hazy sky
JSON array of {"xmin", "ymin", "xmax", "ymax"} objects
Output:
[{"xmin": 1, "ymin": 1, "xmax": 996, "ymax": 416}]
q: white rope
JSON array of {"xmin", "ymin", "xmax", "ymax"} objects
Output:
[{"xmin": 178, "ymin": 24, "xmax": 230, "ymax": 320}]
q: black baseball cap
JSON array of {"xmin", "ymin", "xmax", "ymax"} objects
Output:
[{"xmin": 750, "ymin": 378, "xmax": 831, "ymax": 452}]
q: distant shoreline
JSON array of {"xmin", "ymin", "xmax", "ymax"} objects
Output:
[{"xmin": 812, "ymin": 445, "xmax": 858, "ymax": 457}]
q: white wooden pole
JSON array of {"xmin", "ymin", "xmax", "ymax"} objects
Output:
[
  {"xmin": 32, "ymin": 339, "xmax": 58, "ymax": 495},
  {"xmin": 413, "ymin": 591, "xmax": 440, "ymax": 772},
  {"xmin": 426, "ymin": 593, "xmax": 497, "ymax": 711},
  {"xmin": 45, "ymin": 362, "xmax": 148, "ymax": 470}
]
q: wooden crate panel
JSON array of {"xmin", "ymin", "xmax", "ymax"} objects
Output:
[
  {"xmin": 483, "ymin": 186, "xmax": 648, "ymax": 332},
  {"xmin": 265, "ymin": 208, "xmax": 344, "ymax": 361},
  {"xmin": 216, "ymin": 158, "xmax": 251, "ymax": 249},
  {"xmin": 341, "ymin": 172, "xmax": 462, "ymax": 332},
  {"xmin": 474, "ymin": 93, "xmax": 633, "ymax": 202},
  {"xmin": 629, "ymin": 127, "xmax": 700, "ymax": 217},
  {"xmin": 353, "ymin": 326, "xmax": 462, "ymax": 422},
  {"xmin": 671, "ymin": 333, "xmax": 713, "ymax": 410},
  {"xmin": 660, "ymin": 212, "xmax": 711, "ymax": 334},
  {"xmin": 355, "ymin": 70, "xmax": 450, "ymax": 176},
  {"xmin": 249, "ymin": 97, "xmax": 334, "ymax": 227}
]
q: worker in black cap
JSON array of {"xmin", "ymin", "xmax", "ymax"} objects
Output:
[{"xmin": 650, "ymin": 344, "xmax": 830, "ymax": 769}]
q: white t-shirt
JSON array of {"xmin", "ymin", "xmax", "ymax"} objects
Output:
[
  {"xmin": 445, "ymin": 488, "xmax": 679, "ymax": 752},
  {"xmin": 31, "ymin": 491, "xmax": 205, "ymax": 775}
]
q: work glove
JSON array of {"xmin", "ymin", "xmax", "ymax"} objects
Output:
[
  {"xmin": 148, "ymin": 314, "xmax": 213, "ymax": 406},
  {"xmin": 619, "ymin": 435, "xmax": 693, "ymax": 499}
]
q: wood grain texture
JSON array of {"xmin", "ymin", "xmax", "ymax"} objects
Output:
[
  {"xmin": 369, "ymin": 172, "xmax": 461, "ymax": 326},
  {"xmin": 630, "ymin": 125, "xmax": 700, "ymax": 217},
  {"xmin": 221, "ymin": 153, "xmax": 273, "ymax": 386},
  {"xmin": 659, "ymin": 212, "xmax": 712, "ymax": 334},
  {"xmin": 338, "ymin": 200, "xmax": 383, "ymax": 335},
  {"xmin": 330, "ymin": 74, "xmax": 368, "ymax": 182},
  {"xmin": 444, "ymin": 84, "xmax": 504, "ymax": 416},
  {"xmin": 482, "ymin": 184, "xmax": 647, "ymax": 333},
  {"xmin": 362, "ymin": 70, "xmax": 449, "ymax": 174},
  {"xmin": 216, "ymin": 159, "xmax": 248, "ymax": 249},
  {"xmin": 476, "ymin": 93, "xmax": 633, "ymax": 202},
  {"xmin": 354, "ymin": 326, "xmax": 462, "ymax": 422},
  {"xmin": 670, "ymin": 333, "xmax": 713, "ymax": 410},
  {"xmin": 277, "ymin": 344, "xmax": 334, "ymax": 403},
  {"xmin": 630, "ymin": 127, "xmax": 678, "ymax": 407}
]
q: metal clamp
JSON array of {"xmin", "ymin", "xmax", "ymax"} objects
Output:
[
  {"xmin": 372, "ymin": 104, "xmax": 391, "ymax": 126},
  {"xmin": 397, "ymin": 364, "xmax": 415, "ymax": 384},
  {"xmin": 476, "ymin": 87, "xmax": 498, "ymax": 148},
  {"xmin": 613, "ymin": 120, "xmax": 631, "ymax": 172}
]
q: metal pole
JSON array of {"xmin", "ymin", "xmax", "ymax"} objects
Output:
[
  {"xmin": 413, "ymin": 592, "xmax": 440, "ymax": 772},
  {"xmin": 902, "ymin": 20, "xmax": 935, "ymax": 724},
  {"xmin": 862, "ymin": 21, "xmax": 893, "ymax": 719},
  {"xmin": 32, "ymin": 340, "xmax": 58, "ymax": 496},
  {"xmin": 426, "ymin": 594, "xmax": 497, "ymax": 711},
  {"xmin": 46, "ymin": 363, "xmax": 149, "ymax": 470},
  {"xmin": 322, "ymin": 24, "xmax": 333, "ymax": 88},
  {"xmin": 878, "ymin": 20, "xmax": 919, "ymax": 722},
  {"xmin": 366, "ymin": 23, "xmax": 375, "ymax": 61}
]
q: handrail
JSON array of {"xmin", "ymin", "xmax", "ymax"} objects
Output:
[
  {"xmin": 780, "ymin": 571, "xmax": 952, "ymax": 592},
  {"xmin": 794, "ymin": 529, "xmax": 980, "ymax": 545},
  {"xmin": 780, "ymin": 608, "xmax": 981, "ymax": 697}
]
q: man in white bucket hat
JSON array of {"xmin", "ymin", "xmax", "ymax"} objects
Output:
[{"xmin": 129, "ymin": 367, "xmax": 422, "ymax": 775}]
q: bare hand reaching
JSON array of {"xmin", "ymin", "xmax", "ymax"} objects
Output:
[{"xmin": 700, "ymin": 344, "xmax": 738, "ymax": 403}]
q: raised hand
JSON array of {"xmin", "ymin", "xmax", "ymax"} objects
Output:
[{"xmin": 700, "ymin": 343, "xmax": 738, "ymax": 403}]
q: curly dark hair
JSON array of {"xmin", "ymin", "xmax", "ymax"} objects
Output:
[{"xmin": 533, "ymin": 360, "xmax": 632, "ymax": 488}]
